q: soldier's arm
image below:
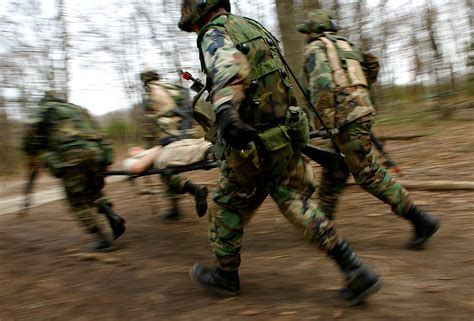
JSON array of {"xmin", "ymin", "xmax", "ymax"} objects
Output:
[
  {"xmin": 200, "ymin": 26, "xmax": 250, "ymax": 112},
  {"xmin": 304, "ymin": 43, "xmax": 333, "ymax": 108},
  {"xmin": 304, "ymin": 43, "xmax": 335, "ymax": 129}
]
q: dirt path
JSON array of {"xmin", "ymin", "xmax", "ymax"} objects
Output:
[
  {"xmin": 0, "ymin": 176, "xmax": 124, "ymax": 216},
  {"xmin": 0, "ymin": 120, "xmax": 473, "ymax": 321}
]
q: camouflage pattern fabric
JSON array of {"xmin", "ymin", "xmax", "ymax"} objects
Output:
[
  {"xmin": 297, "ymin": 9, "xmax": 340, "ymax": 35},
  {"xmin": 197, "ymin": 13, "xmax": 341, "ymax": 271},
  {"xmin": 22, "ymin": 98, "xmax": 113, "ymax": 232},
  {"xmin": 209, "ymin": 156, "xmax": 339, "ymax": 270},
  {"xmin": 143, "ymin": 80, "xmax": 204, "ymax": 141},
  {"xmin": 303, "ymin": 33, "xmax": 374, "ymax": 130},
  {"xmin": 301, "ymin": 30, "xmax": 415, "ymax": 220},
  {"xmin": 197, "ymin": 14, "xmax": 296, "ymax": 127},
  {"xmin": 142, "ymin": 80, "xmax": 205, "ymax": 200},
  {"xmin": 197, "ymin": 16, "xmax": 250, "ymax": 113},
  {"xmin": 315, "ymin": 116, "xmax": 414, "ymax": 219},
  {"xmin": 60, "ymin": 148, "xmax": 110, "ymax": 231},
  {"xmin": 160, "ymin": 172, "xmax": 189, "ymax": 199}
]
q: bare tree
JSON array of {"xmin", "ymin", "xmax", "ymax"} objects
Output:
[
  {"xmin": 424, "ymin": 2, "xmax": 443, "ymax": 85},
  {"xmin": 57, "ymin": 0, "xmax": 71, "ymax": 100}
]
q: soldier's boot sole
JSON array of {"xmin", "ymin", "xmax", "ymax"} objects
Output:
[
  {"xmin": 406, "ymin": 218, "xmax": 440, "ymax": 250},
  {"xmin": 338, "ymin": 278, "xmax": 383, "ymax": 306},
  {"xmin": 189, "ymin": 263, "xmax": 239, "ymax": 297},
  {"xmin": 86, "ymin": 241, "xmax": 118, "ymax": 253}
]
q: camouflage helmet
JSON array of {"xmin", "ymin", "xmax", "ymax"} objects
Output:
[
  {"xmin": 39, "ymin": 90, "xmax": 65, "ymax": 105},
  {"xmin": 178, "ymin": 0, "xmax": 231, "ymax": 32},
  {"xmin": 297, "ymin": 9, "xmax": 340, "ymax": 35},
  {"xmin": 140, "ymin": 68, "xmax": 160, "ymax": 83}
]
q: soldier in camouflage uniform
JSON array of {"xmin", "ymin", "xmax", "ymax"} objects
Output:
[
  {"xmin": 22, "ymin": 91, "xmax": 125, "ymax": 252},
  {"xmin": 140, "ymin": 69, "xmax": 209, "ymax": 219},
  {"xmin": 298, "ymin": 10, "xmax": 440, "ymax": 249},
  {"xmin": 178, "ymin": 0, "xmax": 382, "ymax": 305}
]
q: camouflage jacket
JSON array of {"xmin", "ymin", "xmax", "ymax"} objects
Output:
[
  {"xmin": 22, "ymin": 99, "xmax": 112, "ymax": 165},
  {"xmin": 197, "ymin": 13, "xmax": 295, "ymax": 130},
  {"xmin": 303, "ymin": 32, "xmax": 375, "ymax": 129},
  {"xmin": 142, "ymin": 80, "xmax": 204, "ymax": 142}
]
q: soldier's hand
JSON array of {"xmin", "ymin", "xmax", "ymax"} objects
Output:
[{"xmin": 216, "ymin": 105, "xmax": 257, "ymax": 149}]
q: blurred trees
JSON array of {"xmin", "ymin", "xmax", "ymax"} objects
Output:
[
  {"xmin": 276, "ymin": 0, "xmax": 471, "ymax": 109},
  {"xmin": 276, "ymin": 0, "xmax": 320, "ymax": 76},
  {"xmin": 0, "ymin": 0, "xmax": 75, "ymax": 171},
  {"xmin": 0, "ymin": 0, "xmax": 472, "ymax": 175}
]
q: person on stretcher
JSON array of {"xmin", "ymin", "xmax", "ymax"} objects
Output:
[
  {"xmin": 123, "ymin": 138, "xmax": 216, "ymax": 174},
  {"xmin": 122, "ymin": 138, "xmax": 216, "ymax": 218}
]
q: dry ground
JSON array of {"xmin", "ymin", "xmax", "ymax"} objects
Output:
[{"xmin": 0, "ymin": 119, "xmax": 473, "ymax": 321}]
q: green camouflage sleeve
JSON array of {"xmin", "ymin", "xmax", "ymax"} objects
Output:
[
  {"xmin": 200, "ymin": 26, "xmax": 250, "ymax": 112},
  {"xmin": 303, "ymin": 41, "xmax": 336, "ymax": 129}
]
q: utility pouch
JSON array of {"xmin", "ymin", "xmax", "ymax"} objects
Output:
[
  {"xmin": 257, "ymin": 125, "xmax": 293, "ymax": 176},
  {"xmin": 285, "ymin": 106, "xmax": 310, "ymax": 152},
  {"xmin": 226, "ymin": 141, "xmax": 261, "ymax": 180}
]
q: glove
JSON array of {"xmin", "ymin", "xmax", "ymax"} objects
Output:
[{"xmin": 216, "ymin": 105, "xmax": 257, "ymax": 149}]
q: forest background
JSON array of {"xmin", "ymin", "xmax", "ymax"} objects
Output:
[{"xmin": 0, "ymin": 0, "xmax": 472, "ymax": 174}]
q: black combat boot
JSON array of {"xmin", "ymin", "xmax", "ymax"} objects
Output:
[
  {"xmin": 87, "ymin": 227, "xmax": 116, "ymax": 252},
  {"xmin": 328, "ymin": 240, "xmax": 382, "ymax": 306},
  {"xmin": 189, "ymin": 263, "xmax": 240, "ymax": 296},
  {"xmin": 404, "ymin": 206, "xmax": 440, "ymax": 250},
  {"xmin": 184, "ymin": 181, "xmax": 209, "ymax": 217},
  {"xmin": 162, "ymin": 198, "xmax": 181, "ymax": 220},
  {"xmin": 97, "ymin": 204, "xmax": 126, "ymax": 240}
]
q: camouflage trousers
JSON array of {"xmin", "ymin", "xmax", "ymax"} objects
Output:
[
  {"xmin": 316, "ymin": 116, "xmax": 414, "ymax": 219},
  {"xmin": 160, "ymin": 173, "xmax": 189, "ymax": 199},
  {"xmin": 209, "ymin": 154, "xmax": 339, "ymax": 271},
  {"xmin": 57, "ymin": 148, "xmax": 111, "ymax": 233}
]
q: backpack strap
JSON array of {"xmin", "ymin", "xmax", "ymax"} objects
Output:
[{"xmin": 320, "ymin": 33, "xmax": 368, "ymax": 89}]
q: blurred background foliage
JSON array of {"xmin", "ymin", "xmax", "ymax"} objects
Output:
[{"xmin": 0, "ymin": 0, "xmax": 472, "ymax": 175}]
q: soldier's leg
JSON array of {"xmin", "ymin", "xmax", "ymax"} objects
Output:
[
  {"xmin": 190, "ymin": 168, "xmax": 269, "ymax": 296},
  {"xmin": 159, "ymin": 173, "xmax": 183, "ymax": 219},
  {"xmin": 317, "ymin": 164, "xmax": 351, "ymax": 220},
  {"xmin": 337, "ymin": 119, "xmax": 439, "ymax": 249},
  {"xmin": 184, "ymin": 182, "xmax": 209, "ymax": 217},
  {"xmin": 270, "ymin": 156, "xmax": 382, "ymax": 305},
  {"xmin": 95, "ymin": 198, "xmax": 126, "ymax": 241},
  {"xmin": 160, "ymin": 172, "xmax": 208, "ymax": 218},
  {"xmin": 62, "ymin": 166, "xmax": 115, "ymax": 252},
  {"xmin": 81, "ymin": 161, "xmax": 126, "ymax": 240}
]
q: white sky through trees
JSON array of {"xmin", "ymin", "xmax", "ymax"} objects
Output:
[{"xmin": 1, "ymin": 0, "xmax": 471, "ymax": 116}]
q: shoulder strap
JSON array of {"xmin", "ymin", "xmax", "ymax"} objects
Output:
[{"xmin": 320, "ymin": 34, "xmax": 368, "ymax": 88}]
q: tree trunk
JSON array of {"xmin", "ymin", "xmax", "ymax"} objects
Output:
[
  {"xmin": 0, "ymin": 94, "xmax": 11, "ymax": 171},
  {"xmin": 275, "ymin": 0, "xmax": 320, "ymax": 104},
  {"xmin": 58, "ymin": 0, "xmax": 71, "ymax": 100},
  {"xmin": 424, "ymin": 2, "xmax": 443, "ymax": 88}
]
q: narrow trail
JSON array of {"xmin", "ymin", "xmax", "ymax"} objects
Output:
[{"xmin": 0, "ymin": 175, "xmax": 125, "ymax": 216}]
